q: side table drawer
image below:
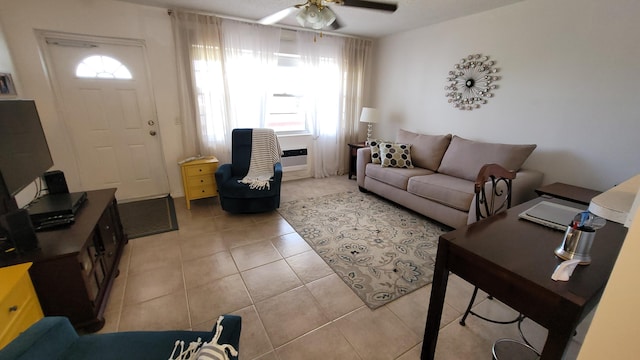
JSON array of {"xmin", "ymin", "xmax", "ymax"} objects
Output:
[
  {"xmin": 187, "ymin": 174, "xmax": 216, "ymax": 187},
  {"xmin": 0, "ymin": 297, "xmax": 42, "ymax": 347},
  {"xmin": 0, "ymin": 272, "xmax": 33, "ymax": 326},
  {"xmin": 185, "ymin": 163, "xmax": 217, "ymax": 177},
  {"xmin": 0, "ymin": 267, "xmax": 43, "ymax": 348},
  {"xmin": 188, "ymin": 185, "xmax": 217, "ymax": 199}
]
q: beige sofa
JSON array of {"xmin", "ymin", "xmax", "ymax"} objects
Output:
[{"xmin": 356, "ymin": 129, "xmax": 544, "ymax": 229}]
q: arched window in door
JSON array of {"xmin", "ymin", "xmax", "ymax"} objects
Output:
[{"xmin": 75, "ymin": 55, "xmax": 132, "ymax": 79}]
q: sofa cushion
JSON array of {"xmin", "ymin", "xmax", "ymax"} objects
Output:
[
  {"xmin": 407, "ymin": 174, "xmax": 476, "ymax": 212},
  {"xmin": 380, "ymin": 142, "xmax": 414, "ymax": 168},
  {"xmin": 396, "ymin": 129, "xmax": 452, "ymax": 171},
  {"xmin": 437, "ymin": 136, "xmax": 536, "ymax": 181},
  {"xmin": 365, "ymin": 163, "xmax": 433, "ymax": 190}
]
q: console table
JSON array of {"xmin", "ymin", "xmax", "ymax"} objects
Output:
[
  {"xmin": 420, "ymin": 197, "xmax": 628, "ymax": 359},
  {"xmin": 0, "ymin": 189, "xmax": 127, "ymax": 332}
]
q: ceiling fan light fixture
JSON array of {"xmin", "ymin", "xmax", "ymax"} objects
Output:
[
  {"xmin": 296, "ymin": 4, "xmax": 336, "ymax": 30},
  {"xmin": 321, "ymin": 6, "xmax": 337, "ymax": 26},
  {"xmin": 295, "ymin": 6, "xmax": 309, "ymax": 27}
]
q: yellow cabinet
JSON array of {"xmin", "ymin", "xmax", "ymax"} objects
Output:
[
  {"xmin": 180, "ymin": 156, "xmax": 219, "ymax": 209},
  {"xmin": 0, "ymin": 262, "xmax": 44, "ymax": 348}
]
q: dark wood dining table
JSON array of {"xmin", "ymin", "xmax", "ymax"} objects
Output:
[{"xmin": 420, "ymin": 196, "xmax": 628, "ymax": 359}]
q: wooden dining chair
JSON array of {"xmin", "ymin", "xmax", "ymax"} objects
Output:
[{"xmin": 459, "ymin": 164, "xmax": 526, "ymax": 331}]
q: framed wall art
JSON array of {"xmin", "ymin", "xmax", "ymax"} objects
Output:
[
  {"xmin": 444, "ymin": 54, "xmax": 500, "ymax": 111},
  {"xmin": 0, "ymin": 73, "xmax": 17, "ymax": 97}
]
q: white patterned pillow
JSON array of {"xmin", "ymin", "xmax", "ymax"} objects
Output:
[
  {"xmin": 369, "ymin": 139, "xmax": 384, "ymax": 164},
  {"xmin": 369, "ymin": 139, "xmax": 381, "ymax": 164},
  {"xmin": 380, "ymin": 142, "xmax": 414, "ymax": 168}
]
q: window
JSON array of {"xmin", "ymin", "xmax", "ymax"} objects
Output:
[
  {"xmin": 76, "ymin": 55, "xmax": 132, "ymax": 79},
  {"xmin": 265, "ymin": 54, "xmax": 307, "ymax": 133},
  {"xmin": 192, "ymin": 49, "xmax": 308, "ymax": 134}
]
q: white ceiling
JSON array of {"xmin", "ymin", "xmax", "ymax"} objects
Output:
[{"xmin": 116, "ymin": 0, "xmax": 524, "ymax": 38}]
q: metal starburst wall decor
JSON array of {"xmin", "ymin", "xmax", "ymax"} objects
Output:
[{"xmin": 445, "ymin": 54, "xmax": 500, "ymax": 110}]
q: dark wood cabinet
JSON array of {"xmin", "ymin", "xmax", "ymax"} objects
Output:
[{"xmin": 0, "ymin": 189, "xmax": 127, "ymax": 332}]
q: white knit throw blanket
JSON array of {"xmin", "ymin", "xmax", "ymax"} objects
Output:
[{"xmin": 239, "ymin": 128, "xmax": 282, "ymax": 190}]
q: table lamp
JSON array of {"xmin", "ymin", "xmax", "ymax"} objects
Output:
[{"xmin": 359, "ymin": 107, "xmax": 379, "ymax": 145}]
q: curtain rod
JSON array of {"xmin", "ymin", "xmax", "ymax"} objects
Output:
[{"xmin": 166, "ymin": 8, "xmax": 372, "ymax": 41}]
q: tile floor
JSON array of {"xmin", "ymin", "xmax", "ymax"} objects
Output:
[{"xmin": 101, "ymin": 175, "xmax": 592, "ymax": 359}]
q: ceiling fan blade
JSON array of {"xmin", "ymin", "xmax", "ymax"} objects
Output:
[
  {"xmin": 341, "ymin": 0, "xmax": 398, "ymax": 12},
  {"xmin": 257, "ymin": 7, "xmax": 297, "ymax": 25},
  {"xmin": 328, "ymin": 14, "xmax": 342, "ymax": 30}
]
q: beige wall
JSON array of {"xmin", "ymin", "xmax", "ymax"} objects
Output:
[{"xmin": 372, "ymin": 0, "xmax": 640, "ymax": 191}]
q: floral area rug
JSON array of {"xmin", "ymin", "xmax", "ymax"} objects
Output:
[{"xmin": 278, "ymin": 191, "xmax": 448, "ymax": 309}]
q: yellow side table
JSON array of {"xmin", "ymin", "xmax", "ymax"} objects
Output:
[
  {"xmin": 0, "ymin": 262, "xmax": 44, "ymax": 348},
  {"xmin": 180, "ymin": 156, "xmax": 219, "ymax": 209}
]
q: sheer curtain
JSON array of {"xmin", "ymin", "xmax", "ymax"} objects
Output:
[
  {"xmin": 297, "ymin": 31, "xmax": 342, "ymax": 177},
  {"xmin": 171, "ymin": 11, "xmax": 280, "ymax": 163},
  {"xmin": 297, "ymin": 32, "xmax": 372, "ymax": 177},
  {"xmin": 172, "ymin": 10, "xmax": 372, "ymax": 172},
  {"xmin": 342, "ymin": 37, "xmax": 372, "ymax": 146},
  {"xmin": 220, "ymin": 20, "xmax": 281, "ymax": 134},
  {"xmin": 171, "ymin": 11, "xmax": 223, "ymax": 159}
]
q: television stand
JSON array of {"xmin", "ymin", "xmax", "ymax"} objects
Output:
[{"xmin": 0, "ymin": 188, "xmax": 128, "ymax": 332}]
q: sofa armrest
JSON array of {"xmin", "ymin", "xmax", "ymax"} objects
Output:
[
  {"xmin": 356, "ymin": 147, "xmax": 372, "ymax": 188},
  {"xmin": 0, "ymin": 317, "xmax": 78, "ymax": 360},
  {"xmin": 467, "ymin": 168, "xmax": 544, "ymax": 225}
]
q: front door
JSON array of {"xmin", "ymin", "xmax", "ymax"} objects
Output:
[{"xmin": 42, "ymin": 33, "xmax": 169, "ymax": 200}]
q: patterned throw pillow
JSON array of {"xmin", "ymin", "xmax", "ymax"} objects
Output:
[
  {"xmin": 369, "ymin": 139, "xmax": 384, "ymax": 164},
  {"xmin": 380, "ymin": 142, "xmax": 413, "ymax": 168}
]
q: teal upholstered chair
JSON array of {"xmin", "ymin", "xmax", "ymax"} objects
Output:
[
  {"xmin": 0, "ymin": 315, "xmax": 241, "ymax": 360},
  {"xmin": 215, "ymin": 128, "xmax": 282, "ymax": 213}
]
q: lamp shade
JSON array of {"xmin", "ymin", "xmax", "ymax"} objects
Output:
[{"xmin": 359, "ymin": 107, "xmax": 379, "ymax": 124}]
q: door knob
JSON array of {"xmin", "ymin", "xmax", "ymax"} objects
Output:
[
  {"xmin": 149, "ymin": 130, "xmax": 156, "ymax": 136},
  {"xmin": 148, "ymin": 120, "xmax": 155, "ymax": 126}
]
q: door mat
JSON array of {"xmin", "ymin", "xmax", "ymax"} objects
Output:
[{"xmin": 118, "ymin": 195, "xmax": 179, "ymax": 239}]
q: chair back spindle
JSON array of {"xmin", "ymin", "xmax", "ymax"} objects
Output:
[{"xmin": 474, "ymin": 163, "xmax": 516, "ymax": 221}]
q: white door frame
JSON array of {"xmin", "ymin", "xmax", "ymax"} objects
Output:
[{"xmin": 36, "ymin": 30, "xmax": 170, "ymax": 200}]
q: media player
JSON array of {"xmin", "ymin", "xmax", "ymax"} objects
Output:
[{"xmin": 25, "ymin": 191, "xmax": 87, "ymax": 231}]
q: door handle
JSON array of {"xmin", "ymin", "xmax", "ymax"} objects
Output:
[
  {"xmin": 148, "ymin": 120, "xmax": 155, "ymax": 126},
  {"xmin": 149, "ymin": 130, "xmax": 156, "ymax": 136}
]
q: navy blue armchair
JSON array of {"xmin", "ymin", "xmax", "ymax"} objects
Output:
[{"xmin": 215, "ymin": 129, "xmax": 282, "ymax": 213}]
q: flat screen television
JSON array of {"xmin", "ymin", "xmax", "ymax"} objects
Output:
[{"xmin": 0, "ymin": 100, "xmax": 54, "ymax": 214}]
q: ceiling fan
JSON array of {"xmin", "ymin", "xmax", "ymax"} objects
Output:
[{"xmin": 258, "ymin": 0, "xmax": 398, "ymax": 31}]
